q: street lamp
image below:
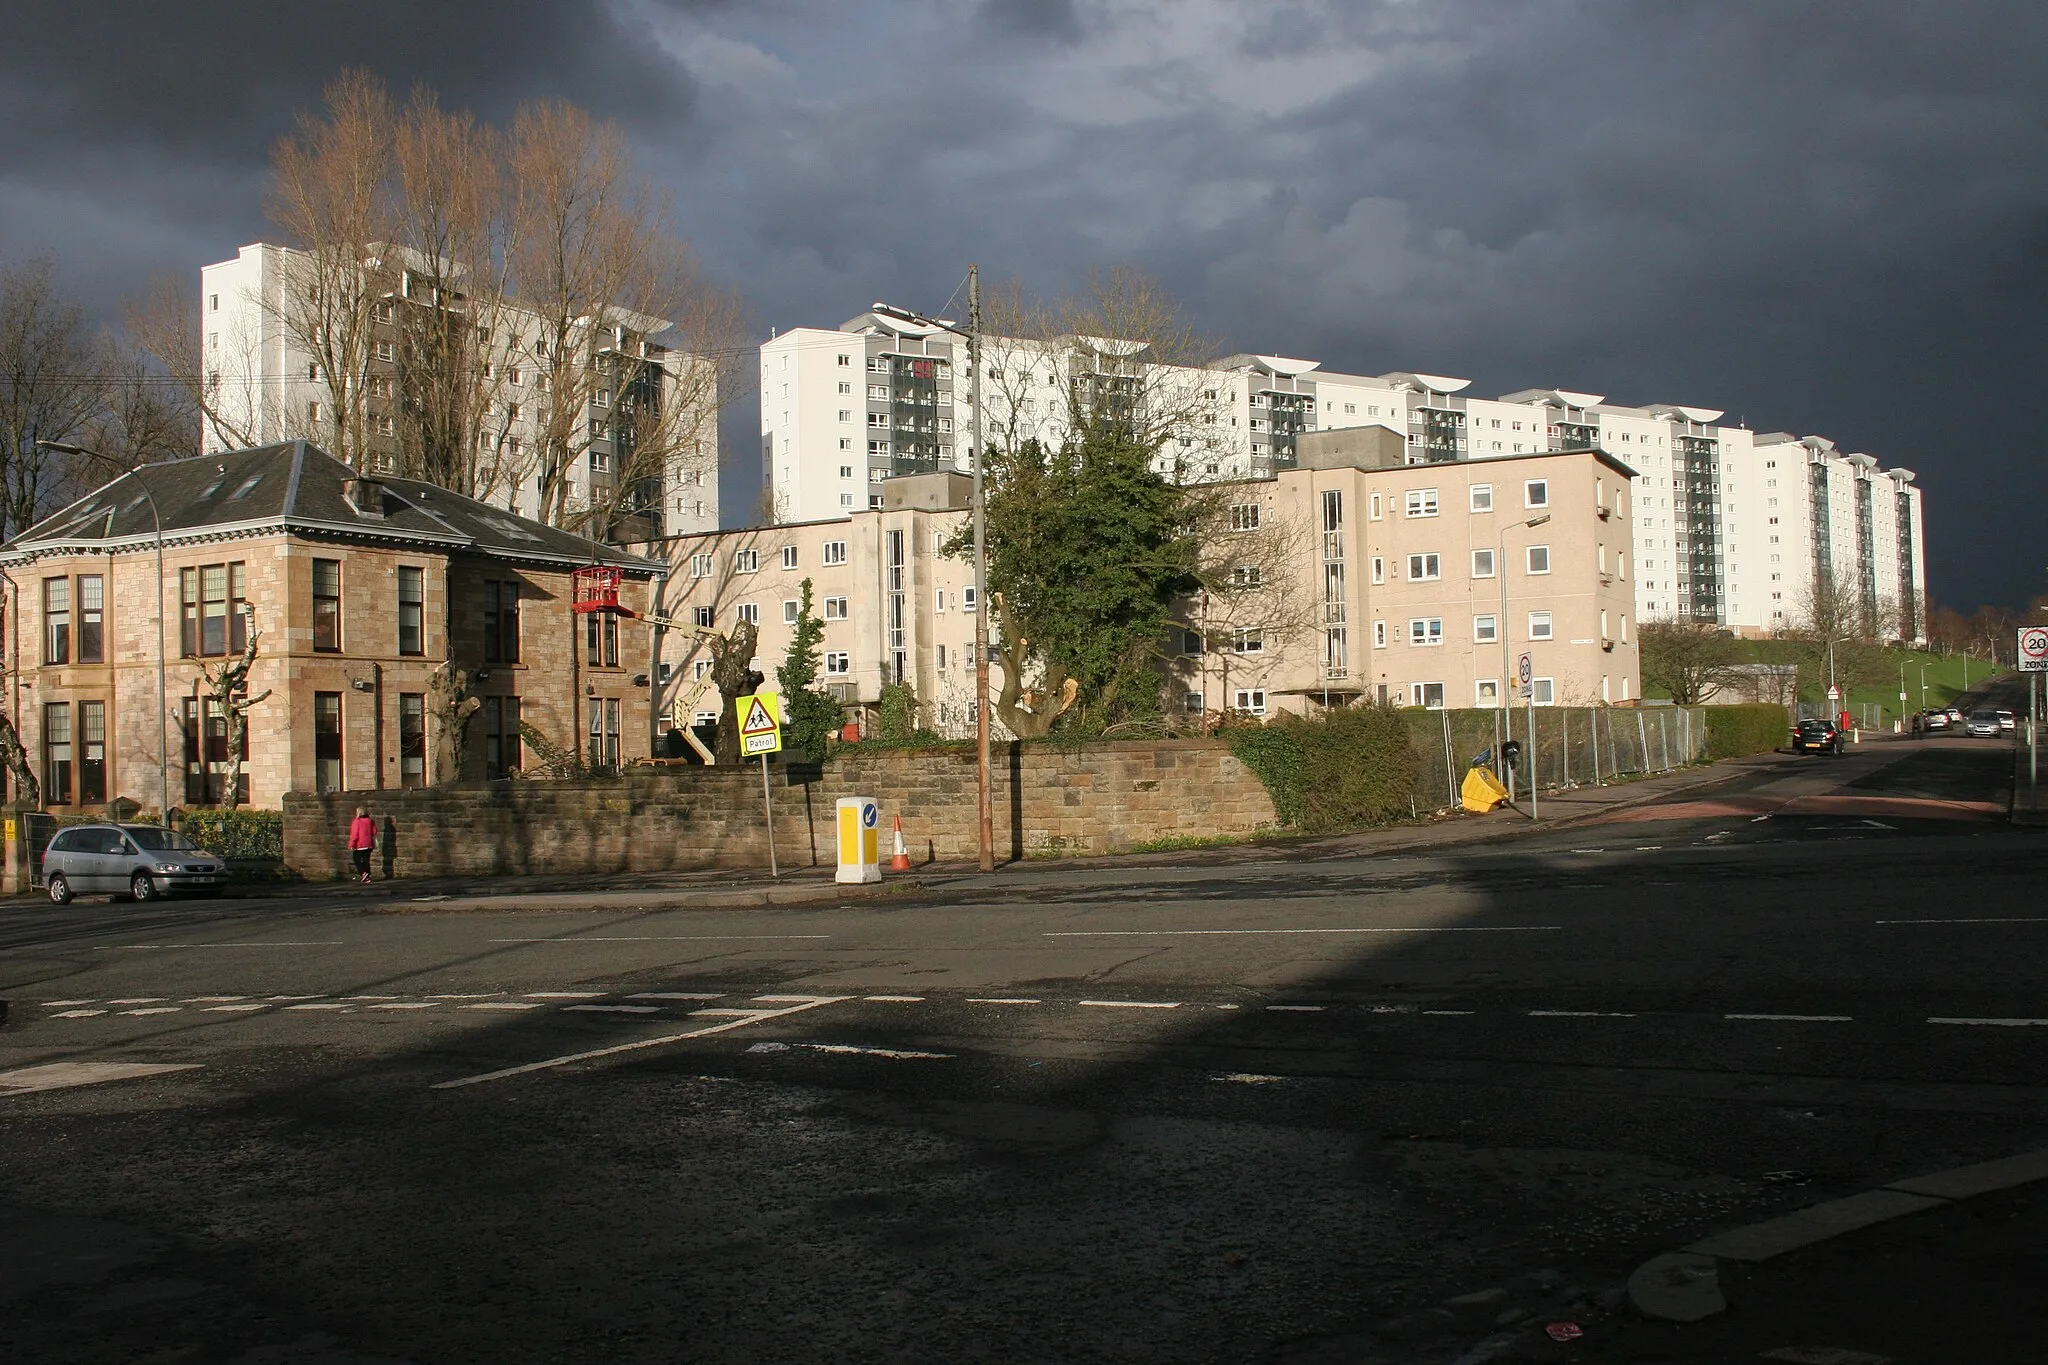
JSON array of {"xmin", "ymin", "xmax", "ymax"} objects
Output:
[
  {"xmin": 1498, "ymin": 513, "xmax": 1550, "ymax": 804},
  {"xmin": 871, "ymin": 272, "xmax": 994, "ymax": 873},
  {"xmin": 35, "ymin": 441, "xmax": 171, "ymax": 820}
]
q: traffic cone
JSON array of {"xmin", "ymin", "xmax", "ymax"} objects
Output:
[{"xmin": 889, "ymin": 815, "xmax": 912, "ymax": 872}]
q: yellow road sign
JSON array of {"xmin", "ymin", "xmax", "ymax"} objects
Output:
[{"xmin": 735, "ymin": 691, "xmax": 783, "ymax": 756}]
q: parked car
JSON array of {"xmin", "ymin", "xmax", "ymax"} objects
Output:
[
  {"xmin": 1920, "ymin": 709, "xmax": 1950, "ymax": 731},
  {"xmin": 1790, "ymin": 717, "xmax": 1844, "ymax": 756},
  {"xmin": 43, "ymin": 824, "xmax": 227, "ymax": 904},
  {"xmin": 1965, "ymin": 709, "xmax": 2003, "ymax": 738},
  {"xmin": 1996, "ymin": 709, "xmax": 2017, "ymax": 734},
  {"xmin": 1946, "ymin": 707, "xmax": 1965, "ymax": 724}
]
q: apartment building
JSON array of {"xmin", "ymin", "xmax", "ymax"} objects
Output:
[
  {"xmin": 759, "ymin": 314, "xmax": 1928, "ymax": 644},
  {"xmin": 200, "ymin": 243, "xmax": 720, "ymax": 543},
  {"xmin": 666, "ymin": 442, "xmax": 1637, "ymax": 739},
  {"xmin": 0, "ymin": 441, "xmax": 659, "ymax": 811}
]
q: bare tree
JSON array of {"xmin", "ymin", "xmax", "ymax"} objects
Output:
[
  {"xmin": 1637, "ymin": 617, "xmax": 1747, "ymax": 706},
  {"xmin": 199, "ymin": 621, "xmax": 272, "ymax": 811},
  {"xmin": 1788, "ymin": 563, "xmax": 1890, "ymax": 697},
  {"xmin": 0, "ymin": 255, "xmax": 108, "ymax": 538},
  {"xmin": 427, "ymin": 660, "xmax": 482, "ymax": 784},
  {"xmin": 124, "ymin": 274, "xmax": 263, "ymax": 454}
]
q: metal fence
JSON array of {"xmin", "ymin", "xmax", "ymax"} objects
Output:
[{"xmin": 1403, "ymin": 706, "xmax": 1709, "ymax": 810}]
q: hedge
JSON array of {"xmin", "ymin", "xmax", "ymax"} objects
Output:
[
  {"xmin": 1702, "ymin": 703, "xmax": 1791, "ymax": 761},
  {"xmin": 173, "ymin": 808, "xmax": 285, "ymax": 860},
  {"xmin": 1228, "ymin": 706, "xmax": 1425, "ymax": 834}
]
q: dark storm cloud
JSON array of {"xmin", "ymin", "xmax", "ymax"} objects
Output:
[{"xmin": 0, "ymin": 0, "xmax": 2042, "ymax": 605}]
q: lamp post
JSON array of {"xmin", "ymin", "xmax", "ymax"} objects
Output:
[
  {"xmin": 1498, "ymin": 513, "xmax": 1550, "ymax": 803},
  {"xmin": 871, "ymin": 276, "xmax": 993, "ymax": 872},
  {"xmin": 36, "ymin": 441, "xmax": 171, "ymax": 819}
]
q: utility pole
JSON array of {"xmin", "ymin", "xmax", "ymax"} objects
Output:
[{"xmin": 970, "ymin": 266, "xmax": 993, "ymax": 873}]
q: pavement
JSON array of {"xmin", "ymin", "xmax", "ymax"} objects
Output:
[{"xmin": 2, "ymin": 699, "xmax": 2043, "ymax": 1364}]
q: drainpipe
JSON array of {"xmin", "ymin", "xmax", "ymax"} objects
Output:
[{"xmin": 648, "ymin": 565, "xmax": 668, "ymax": 758}]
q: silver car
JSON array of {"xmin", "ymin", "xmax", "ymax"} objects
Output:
[{"xmin": 43, "ymin": 824, "xmax": 228, "ymax": 904}]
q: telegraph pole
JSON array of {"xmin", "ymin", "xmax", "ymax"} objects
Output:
[{"xmin": 970, "ymin": 266, "xmax": 994, "ymax": 873}]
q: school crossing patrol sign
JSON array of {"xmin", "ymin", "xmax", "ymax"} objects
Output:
[{"xmin": 735, "ymin": 692, "xmax": 783, "ymax": 756}]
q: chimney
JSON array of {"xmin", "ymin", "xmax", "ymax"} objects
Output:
[{"xmin": 345, "ymin": 476, "xmax": 385, "ymax": 518}]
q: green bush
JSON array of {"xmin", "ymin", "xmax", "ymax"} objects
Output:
[
  {"xmin": 1702, "ymin": 703, "xmax": 1790, "ymax": 760},
  {"xmin": 174, "ymin": 808, "xmax": 284, "ymax": 860},
  {"xmin": 1228, "ymin": 706, "xmax": 1425, "ymax": 834}
]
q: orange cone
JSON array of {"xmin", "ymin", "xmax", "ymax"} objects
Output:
[{"xmin": 889, "ymin": 814, "xmax": 912, "ymax": 872}]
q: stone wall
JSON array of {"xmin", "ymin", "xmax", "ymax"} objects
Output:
[{"xmin": 281, "ymin": 740, "xmax": 1277, "ymax": 879}]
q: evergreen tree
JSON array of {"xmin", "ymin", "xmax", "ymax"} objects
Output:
[{"xmin": 775, "ymin": 577, "xmax": 843, "ymax": 761}]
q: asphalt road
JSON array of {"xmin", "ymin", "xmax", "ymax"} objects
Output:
[{"xmin": 2, "ymin": 725, "xmax": 2041, "ymax": 1364}]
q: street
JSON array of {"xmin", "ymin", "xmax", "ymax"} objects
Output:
[{"xmin": 3, "ymin": 728, "xmax": 2042, "ymax": 1363}]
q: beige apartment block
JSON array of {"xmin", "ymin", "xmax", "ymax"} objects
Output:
[
  {"xmin": 1, "ymin": 442, "xmax": 658, "ymax": 813},
  {"xmin": 663, "ymin": 442, "xmax": 1640, "ymax": 738}
]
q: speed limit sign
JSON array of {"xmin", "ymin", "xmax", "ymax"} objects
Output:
[{"xmin": 2019, "ymin": 627, "xmax": 2048, "ymax": 673}]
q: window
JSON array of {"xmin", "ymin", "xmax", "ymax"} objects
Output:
[
  {"xmin": 781, "ymin": 545, "xmax": 798, "ymax": 569},
  {"xmin": 484, "ymin": 581, "xmax": 521, "ymax": 663},
  {"xmin": 42, "ymin": 578, "xmax": 69, "ymax": 664},
  {"xmin": 1471, "ymin": 548, "xmax": 1496, "ymax": 578},
  {"xmin": 1229, "ymin": 502, "xmax": 1261, "ymax": 531},
  {"xmin": 1408, "ymin": 618, "xmax": 1443, "ymax": 646},
  {"xmin": 1407, "ymin": 553, "xmax": 1441, "ymax": 582},
  {"xmin": 178, "ymin": 563, "xmax": 246, "ymax": 658},
  {"xmin": 783, "ymin": 599, "xmax": 800, "ymax": 624},
  {"xmin": 587, "ymin": 698, "xmax": 621, "ymax": 772},
  {"xmin": 1524, "ymin": 479, "xmax": 1549, "ymax": 508},
  {"xmin": 1475, "ymin": 679, "xmax": 1499, "ymax": 706},
  {"xmin": 78, "ymin": 700, "xmax": 106, "ymax": 804},
  {"xmin": 1184, "ymin": 690, "xmax": 1205, "ymax": 713},
  {"xmin": 314, "ymin": 692, "xmax": 343, "ymax": 793},
  {"xmin": 824, "ymin": 651, "xmax": 850, "ymax": 675},
  {"xmin": 1526, "ymin": 545, "xmax": 1551, "ymax": 574},
  {"xmin": 1469, "ymin": 484, "xmax": 1493, "ymax": 513},
  {"xmin": 693, "ymin": 605, "xmax": 715, "ymax": 628},
  {"xmin": 397, "ymin": 566, "xmax": 424, "ymax": 656},
  {"xmin": 1404, "ymin": 489, "xmax": 1440, "ymax": 517},
  {"xmin": 934, "ymin": 589, "xmax": 947, "ymax": 613},
  {"xmin": 736, "ymin": 603, "xmax": 759, "ymax": 626},
  {"xmin": 483, "ymin": 696, "xmax": 522, "ymax": 778},
  {"xmin": 1416, "ymin": 682, "xmax": 1446, "ymax": 710},
  {"xmin": 962, "ymin": 586, "xmax": 977, "ymax": 612},
  {"xmin": 312, "ymin": 559, "xmax": 342, "ymax": 652},
  {"xmin": 1230, "ymin": 564, "xmax": 1263, "ymax": 589},
  {"xmin": 1532, "ymin": 678, "xmax": 1556, "ymax": 705},
  {"xmin": 1233, "ymin": 689, "xmax": 1268, "ymax": 717},
  {"xmin": 824, "ymin": 596, "xmax": 849, "ymax": 620},
  {"xmin": 209, "ymin": 293, "xmax": 219, "ymax": 312},
  {"xmin": 839, "ymin": 410, "xmax": 853, "ymax": 423},
  {"xmin": 690, "ymin": 553, "xmax": 714, "ymax": 578},
  {"xmin": 734, "ymin": 549, "xmax": 759, "ymax": 573},
  {"xmin": 42, "ymin": 703, "xmax": 71, "ymax": 804},
  {"xmin": 837, "ymin": 353, "xmax": 851, "ymax": 366},
  {"xmin": 1473, "ymin": 614, "xmax": 1498, "ymax": 644},
  {"xmin": 936, "ymin": 644, "xmax": 947, "ymax": 669},
  {"xmin": 1232, "ymin": 627, "xmax": 1263, "ymax": 654},
  {"xmin": 1369, "ymin": 492, "xmax": 1383, "ymax": 520},
  {"xmin": 1373, "ymin": 621, "xmax": 1387, "ymax": 648},
  {"xmin": 399, "ymin": 693, "xmax": 426, "ymax": 787},
  {"xmin": 1528, "ymin": 611, "xmax": 1553, "ymax": 640},
  {"xmin": 586, "ymin": 605, "xmax": 619, "ymax": 667},
  {"xmin": 840, "ymin": 493, "xmax": 855, "ymax": 507},
  {"xmin": 1371, "ymin": 557, "xmax": 1385, "ymax": 585},
  {"xmin": 822, "ymin": 541, "xmax": 848, "ymax": 566}
]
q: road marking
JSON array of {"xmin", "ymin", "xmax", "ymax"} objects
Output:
[
  {"xmin": 1529, "ymin": 1009, "xmax": 1636, "ymax": 1018},
  {"xmin": 52, "ymin": 1008, "xmax": 106, "ymax": 1018},
  {"xmin": 108, "ymin": 998, "xmax": 166, "ymax": 1004},
  {"xmin": 864, "ymin": 995, "xmax": 925, "ymax": 1002},
  {"xmin": 0, "ymin": 1062, "xmax": 201, "ymax": 1097},
  {"xmin": 564, "ymin": 1004, "xmax": 660, "ymax": 1014},
  {"xmin": 429, "ymin": 994, "xmax": 503, "ymax": 1000},
  {"xmin": 1266, "ymin": 1005, "xmax": 1325, "ymax": 1012},
  {"xmin": 370, "ymin": 1002, "xmax": 441, "ymax": 1011},
  {"xmin": 525, "ymin": 992, "xmax": 604, "ymax": 999},
  {"xmin": 1423, "ymin": 1009, "xmax": 1476, "ymax": 1016},
  {"xmin": 183, "ymin": 996, "xmax": 247, "ymax": 1003},
  {"xmin": 95, "ymin": 942, "xmax": 343, "ymax": 950},
  {"xmin": 1726, "ymin": 1013, "xmax": 1853, "ymax": 1022},
  {"xmin": 626, "ymin": 992, "xmax": 722, "ymax": 1001},
  {"xmin": 1633, "ymin": 845, "xmax": 1663, "ymax": 851},
  {"xmin": 204, "ymin": 1003, "xmax": 267, "ymax": 1012},
  {"xmin": 119, "ymin": 1006, "xmax": 182, "ymax": 1016},
  {"xmin": 266, "ymin": 995, "xmax": 322, "ymax": 1001},
  {"xmin": 1877, "ymin": 918, "xmax": 2048, "ymax": 926},
  {"xmin": 460, "ymin": 1002, "xmax": 542, "ymax": 1011},
  {"xmin": 799, "ymin": 1043, "xmax": 952, "ymax": 1060},
  {"xmin": 967, "ymin": 998, "xmax": 1041, "ymax": 1005},
  {"xmin": 345, "ymin": 995, "xmax": 401, "ymax": 1001},
  {"xmin": 433, "ymin": 996, "xmax": 851, "ymax": 1089},
  {"xmin": 1077, "ymin": 999, "xmax": 1180, "ymax": 1010},
  {"xmin": 689, "ymin": 1008, "xmax": 773, "ymax": 1018},
  {"xmin": 751, "ymin": 994, "xmax": 844, "ymax": 1004},
  {"xmin": 44, "ymin": 999, "xmax": 95, "ymax": 1006},
  {"xmin": 1928, "ymin": 1017, "xmax": 2048, "ymax": 1027},
  {"xmin": 1043, "ymin": 926, "xmax": 1562, "ymax": 937},
  {"xmin": 488, "ymin": 935, "xmax": 832, "ymax": 943},
  {"xmin": 1213, "ymin": 1073, "xmax": 1287, "ymax": 1084},
  {"xmin": 1568, "ymin": 848, "xmax": 1606, "ymax": 854},
  {"xmin": 285, "ymin": 1003, "xmax": 349, "ymax": 1012}
]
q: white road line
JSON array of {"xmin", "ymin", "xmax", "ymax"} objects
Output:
[
  {"xmin": 433, "ymin": 996, "xmax": 852, "ymax": 1089},
  {"xmin": 285, "ymin": 1003, "xmax": 350, "ymax": 1012},
  {"xmin": 51, "ymin": 1008, "xmax": 106, "ymax": 1018},
  {"xmin": 460, "ymin": 1002, "xmax": 542, "ymax": 1011},
  {"xmin": 564, "ymin": 1004, "xmax": 660, "ymax": 1014},
  {"xmin": 345, "ymin": 995, "xmax": 401, "ymax": 1001},
  {"xmin": 1529, "ymin": 1009, "xmax": 1636, "ymax": 1018},
  {"xmin": 626, "ymin": 992, "xmax": 723, "ymax": 1001},
  {"xmin": 1265, "ymin": 1005, "xmax": 1325, "ymax": 1013},
  {"xmin": 751, "ymin": 994, "xmax": 844, "ymax": 1004},
  {"xmin": 488, "ymin": 935, "xmax": 832, "ymax": 943},
  {"xmin": 1077, "ymin": 999, "xmax": 1180, "ymax": 1010},
  {"xmin": 1423, "ymin": 1009, "xmax": 1476, "ymax": 1016},
  {"xmin": 429, "ymin": 994, "xmax": 502, "ymax": 1000},
  {"xmin": 1634, "ymin": 846, "xmax": 1664, "ymax": 851},
  {"xmin": 1928, "ymin": 1017, "xmax": 2048, "ymax": 1027},
  {"xmin": 967, "ymin": 998, "xmax": 1041, "ymax": 1005},
  {"xmin": 1213, "ymin": 1073, "xmax": 1287, "ymax": 1084},
  {"xmin": 1877, "ymin": 918, "xmax": 2048, "ymax": 926},
  {"xmin": 119, "ymin": 1007, "xmax": 182, "ymax": 1016},
  {"xmin": 1569, "ymin": 848, "xmax": 1607, "ymax": 854},
  {"xmin": 687, "ymin": 1008, "xmax": 769, "ymax": 1018},
  {"xmin": 525, "ymin": 992, "xmax": 604, "ymax": 999},
  {"xmin": 1, "ymin": 1062, "xmax": 200, "ymax": 1096},
  {"xmin": 204, "ymin": 1004, "xmax": 267, "ymax": 1012},
  {"xmin": 182, "ymin": 996, "xmax": 247, "ymax": 1003},
  {"xmin": 370, "ymin": 1002, "xmax": 441, "ymax": 1011},
  {"xmin": 108, "ymin": 998, "xmax": 166, "ymax": 1004},
  {"xmin": 864, "ymin": 995, "xmax": 925, "ymax": 1002},
  {"xmin": 1044, "ymin": 926, "xmax": 1562, "ymax": 937},
  {"xmin": 1726, "ymin": 1013, "xmax": 1853, "ymax": 1022},
  {"xmin": 44, "ymin": 999, "xmax": 95, "ymax": 1006},
  {"xmin": 95, "ymin": 942, "xmax": 344, "ymax": 950},
  {"xmin": 266, "ymin": 995, "xmax": 322, "ymax": 1002},
  {"xmin": 799, "ymin": 1043, "xmax": 952, "ymax": 1060}
]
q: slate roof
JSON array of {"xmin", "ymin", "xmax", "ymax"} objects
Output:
[{"xmin": 1, "ymin": 441, "xmax": 657, "ymax": 574}]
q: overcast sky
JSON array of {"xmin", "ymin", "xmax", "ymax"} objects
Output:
[{"xmin": 2, "ymin": 0, "xmax": 2042, "ymax": 608}]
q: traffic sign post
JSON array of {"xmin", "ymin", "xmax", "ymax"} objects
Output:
[
  {"xmin": 1517, "ymin": 652, "xmax": 1537, "ymax": 821},
  {"xmin": 734, "ymin": 693, "xmax": 784, "ymax": 877},
  {"xmin": 2019, "ymin": 627, "xmax": 2048, "ymax": 673}
]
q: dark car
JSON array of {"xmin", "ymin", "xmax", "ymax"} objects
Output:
[
  {"xmin": 42, "ymin": 823, "xmax": 228, "ymax": 904},
  {"xmin": 1790, "ymin": 718, "xmax": 1843, "ymax": 756}
]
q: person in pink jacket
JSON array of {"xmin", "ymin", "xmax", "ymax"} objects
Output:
[{"xmin": 348, "ymin": 807, "xmax": 377, "ymax": 884}]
